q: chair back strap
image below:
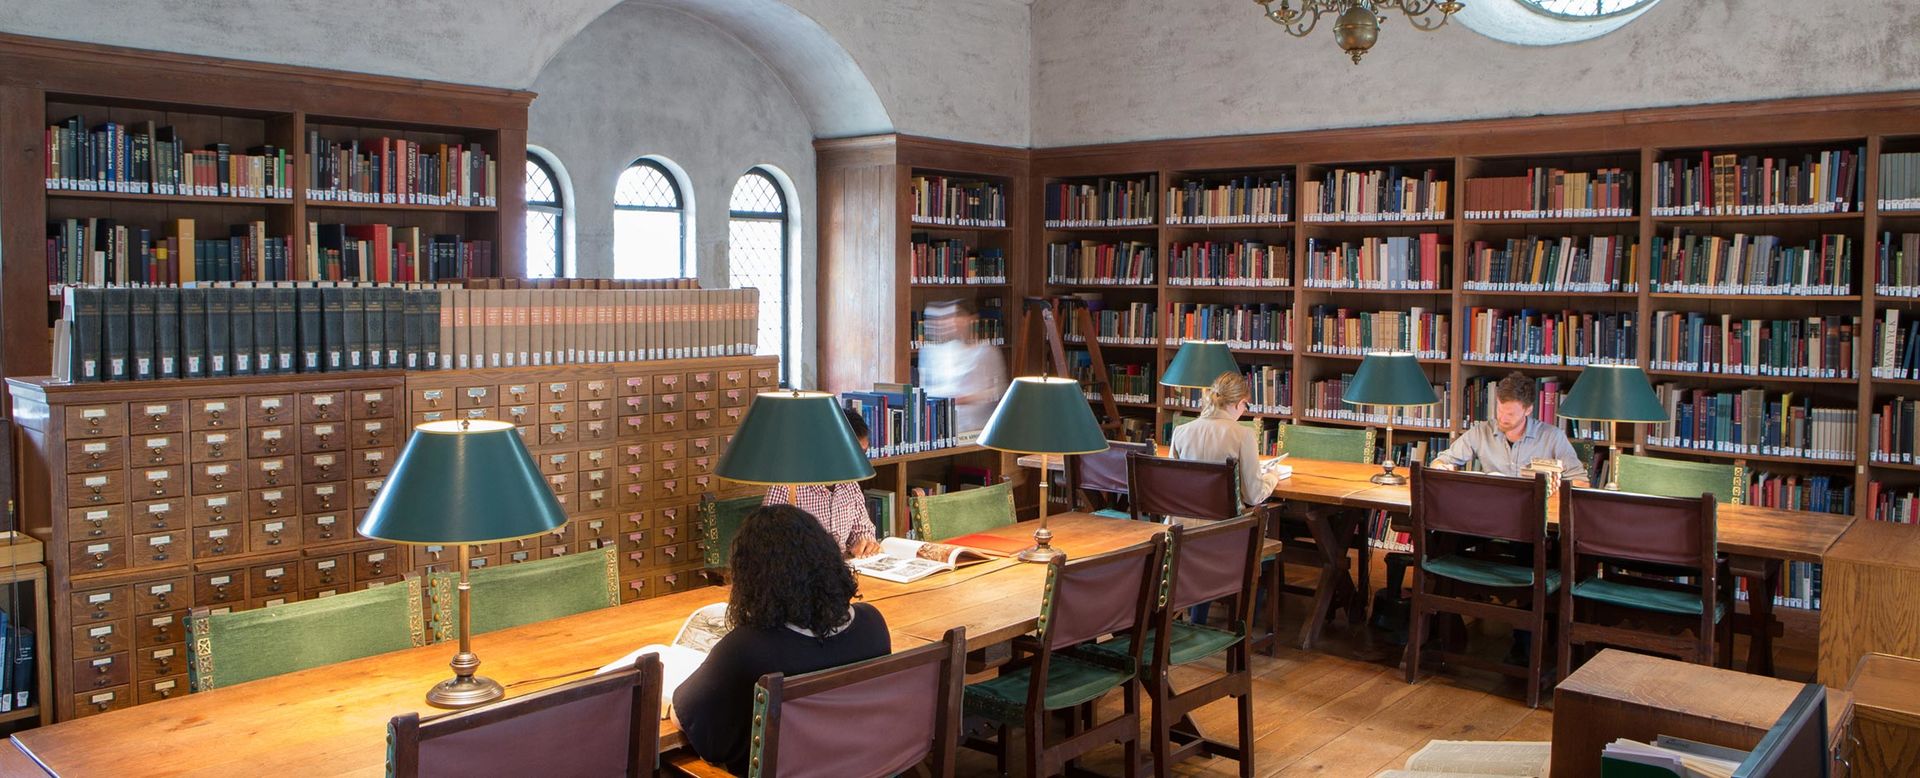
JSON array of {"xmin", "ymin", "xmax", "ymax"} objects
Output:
[
  {"xmin": 1041, "ymin": 541, "xmax": 1160, "ymax": 650},
  {"xmin": 1411, "ymin": 464, "xmax": 1548, "ymax": 544},
  {"xmin": 1564, "ymin": 486, "xmax": 1716, "ymax": 568},
  {"xmin": 1128, "ymin": 453, "xmax": 1240, "ymax": 521},
  {"xmin": 1168, "ymin": 514, "xmax": 1262, "ymax": 612}
]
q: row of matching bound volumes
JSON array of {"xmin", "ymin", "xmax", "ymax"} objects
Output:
[
  {"xmin": 909, "ymin": 175, "xmax": 1007, "ymax": 228},
  {"xmin": 1046, "ymin": 240, "xmax": 1155, "ymax": 285},
  {"xmin": 1651, "ymin": 312, "xmax": 1858, "ymax": 378},
  {"xmin": 1163, "ymin": 303, "xmax": 1293, "ymax": 351},
  {"xmin": 1164, "ymin": 175, "xmax": 1292, "ymax": 225},
  {"xmin": 1167, "ymin": 240, "xmax": 1290, "ymax": 287},
  {"xmin": 1874, "ymin": 308, "xmax": 1920, "ymax": 380},
  {"xmin": 1304, "ymin": 305, "xmax": 1449, "ymax": 360},
  {"xmin": 45, "ymin": 117, "xmax": 291, "ymax": 198},
  {"xmin": 60, "ymin": 284, "xmax": 759, "ymax": 382},
  {"xmin": 305, "ymin": 133, "xmax": 497, "ymax": 207},
  {"xmin": 461, "ymin": 277, "xmax": 700, "ymax": 290},
  {"xmin": 1463, "ymin": 309, "xmax": 1636, "ymax": 367},
  {"xmin": 1302, "ymin": 234, "xmax": 1444, "ymax": 290},
  {"xmin": 1301, "ymin": 167, "xmax": 1448, "ymax": 222},
  {"xmin": 1461, "ymin": 167, "xmax": 1634, "ymax": 219},
  {"xmin": 1646, "ymin": 385, "xmax": 1858, "ymax": 461},
  {"xmin": 1868, "ymin": 397, "xmax": 1920, "ymax": 466},
  {"xmin": 46, "ymin": 217, "xmax": 494, "ymax": 286},
  {"xmin": 1651, "ymin": 147, "xmax": 1866, "ymax": 216},
  {"xmin": 1303, "ymin": 375, "xmax": 1451, "ymax": 429},
  {"xmin": 1881, "ymin": 152, "xmax": 1920, "ymax": 211},
  {"xmin": 1464, "ymin": 235, "xmax": 1639, "ymax": 293},
  {"xmin": 1043, "ymin": 177, "xmax": 1157, "ymax": 228},
  {"xmin": 1647, "ymin": 230, "xmax": 1854, "ymax": 295},
  {"xmin": 1059, "ymin": 298, "xmax": 1156, "ymax": 345},
  {"xmin": 909, "ymin": 235, "xmax": 1007, "ymax": 284},
  {"xmin": 838, "ymin": 385, "xmax": 959, "ymax": 457},
  {"xmin": 908, "ymin": 300, "xmax": 1005, "ymax": 350},
  {"xmin": 1874, "ymin": 232, "xmax": 1920, "ymax": 297}
]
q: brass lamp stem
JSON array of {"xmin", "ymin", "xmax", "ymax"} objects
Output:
[
  {"xmin": 427, "ymin": 543, "xmax": 505, "ymax": 708},
  {"xmin": 1605, "ymin": 420, "xmax": 1622, "ymax": 491},
  {"xmin": 1017, "ymin": 453, "xmax": 1065, "ymax": 563},
  {"xmin": 1372, "ymin": 418, "xmax": 1406, "ymax": 486}
]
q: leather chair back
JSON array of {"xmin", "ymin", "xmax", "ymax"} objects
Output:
[
  {"xmin": 1411, "ymin": 463, "xmax": 1548, "ymax": 544},
  {"xmin": 1067, "ymin": 439, "xmax": 1152, "ymax": 507},
  {"xmin": 1167, "ymin": 513, "xmax": 1263, "ymax": 614},
  {"xmin": 753, "ymin": 628, "xmax": 967, "ymax": 778},
  {"xmin": 1127, "ymin": 453, "xmax": 1241, "ymax": 522},
  {"xmin": 1041, "ymin": 540, "xmax": 1162, "ymax": 651},
  {"xmin": 1563, "ymin": 486, "xmax": 1716, "ymax": 569}
]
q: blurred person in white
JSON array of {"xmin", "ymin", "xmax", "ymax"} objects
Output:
[{"xmin": 919, "ymin": 299, "xmax": 1008, "ymax": 434}]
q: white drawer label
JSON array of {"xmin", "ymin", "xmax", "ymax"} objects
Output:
[
  {"xmin": 87, "ymin": 592, "xmax": 113, "ymax": 604},
  {"xmin": 205, "ymin": 402, "xmax": 227, "ymax": 412},
  {"xmin": 316, "ymin": 486, "xmax": 335, "ymax": 496},
  {"xmin": 85, "ymin": 476, "xmax": 108, "ymax": 487},
  {"xmin": 365, "ymin": 422, "xmax": 383, "ymax": 432},
  {"xmin": 92, "ymin": 657, "xmax": 113, "ymax": 668},
  {"xmin": 144, "ymin": 405, "xmax": 168, "ymax": 415},
  {"xmin": 147, "ymin": 504, "xmax": 169, "ymax": 514},
  {"xmin": 312, "ymin": 395, "xmax": 334, "ymax": 406},
  {"xmin": 262, "ymin": 429, "xmax": 283, "ymax": 440},
  {"xmin": 206, "ymin": 465, "xmax": 229, "ymax": 476},
  {"xmin": 368, "ymin": 552, "xmax": 387, "ymax": 563},
  {"xmin": 89, "ymin": 626, "xmax": 113, "ymax": 638},
  {"xmin": 265, "ymin": 567, "xmax": 285, "ymax": 577},
  {"xmin": 84, "ymin": 442, "xmax": 108, "ymax": 453},
  {"xmin": 211, "ymin": 575, "xmax": 231, "ymax": 586},
  {"xmin": 208, "ymin": 529, "xmax": 229, "ymax": 539},
  {"xmin": 263, "ymin": 460, "xmax": 284, "ymax": 470},
  {"xmin": 145, "ymin": 437, "xmax": 170, "ymax": 448},
  {"xmin": 364, "ymin": 452, "xmax": 383, "ymax": 461},
  {"xmin": 148, "ymin": 584, "xmax": 173, "ymax": 596},
  {"xmin": 265, "ymin": 523, "xmax": 284, "ymax": 534},
  {"xmin": 313, "ymin": 425, "xmax": 334, "ymax": 435},
  {"xmin": 149, "ymin": 535, "xmax": 172, "ymax": 547},
  {"xmin": 260, "ymin": 398, "xmax": 282, "ymax": 410},
  {"xmin": 207, "ymin": 433, "xmax": 228, "ymax": 444},
  {"xmin": 317, "ymin": 560, "xmax": 336, "ymax": 571},
  {"xmin": 151, "ymin": 615, "xmax": 173, "ymax": 627},
  {"xmin": 86, "ymin": 543, "xmax": 110, "ymax": 554},
  {"xmin": 153, "ymin": 648, "xmax": 175, "ymax": 660},
  {"xmin": 313, "ymin": 454, "xmax": 334, "ymax": 465},
  {"xmin": 147, "ymin": 470, "xmax": 169, "ymax": 481},
  {"xmin": 364, "ymin": 392, "xmax": 384, "ymax": 403},
  {"xmin": 424, "ymin": 390, "xmax": 443, "ymax": 400},
  {"xmin": 154, "ymin": 679, "xmax": 177, "ymax": 692},
  {"xmin": 89, "ymin": 509, "xmax": 112, "ymax": 520},
  {"xmin": 82, "ymin": 409, "xmax": 107, "ymax": 419},
  {"xmin": 90, "ymin": 693, "xmax": 115, "ymax": 704},
  {"xmin": 316, "ymin": 516, "xmax": 336, "ymax": 527},
  {"xmin": 206, "ymin": 496, "xmax": 229, "ymax": 507}
]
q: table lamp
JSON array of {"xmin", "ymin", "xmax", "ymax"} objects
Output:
[
  {"xmin": 715, "ymin": 389, "xmax": 876, "ymax": 503},
  {"xmin": 979, "ymin": 376, "xmax": 1110, "ymax": 562},
  {"xmin": 1557, "ymin": 364, "xmax": 1666, "ymax": 491},
  {"xmin": 1341, "ymin": 351, "xmax": 1439, "ymax": 485},
  {"xmin": 1160, "ymin": 339, "xmax": 1240, "ymax": 389},
  {"xmin": 358, "ymin": 419, "xmax": 569, "ymax": 708}
]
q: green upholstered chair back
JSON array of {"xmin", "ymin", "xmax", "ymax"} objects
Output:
[
  {"xmin": 427, "ymin": 546, "xmax": 620, "ymax": 641},
  {"xmin": 700, "ymin": 494, "xmax": 764, "ymax": 570},
  {"xmin": 188, "ymin": 575, "xmax": 427, "ymax": 691},
  {"xmin": 1273, "ymin": 423, "xmax": 1375, "ymax": 464},
  {"xmin": 910, "ymin": 480, "xmax": 1016, "ymax": 541},
  {"xmin": 1615, "ymin": 454, "xmax": 1744, "ymax": 505}
]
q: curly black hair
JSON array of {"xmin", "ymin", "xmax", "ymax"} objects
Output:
[{"xmin": 727, "ymin": 504, "xmax": 861, "ymax": 638}]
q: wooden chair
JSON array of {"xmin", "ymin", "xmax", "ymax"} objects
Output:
[
  {"xmin": 1271, "ymin": 422, "xmax": 1376, "ymax": 651},
  {"xmin": 1125, "ymin": 452, "xmax": 1274, "ymax": 645},
  {"xmin": 910, "ymin": 480, "xmax": 1016, "ymax": 541},
  {"xmin": 187, "ymin": 574, "xmax": 427, "ymax": 691},
  {"xmin": 696, "ymin": 493, "xmax": 761, "ymax": 583},
  {"xmin": 426, "ymin": 545, "xmax": 620, "ymax": 641},
  {"xmin": 388, "ymin": 653, "xmax": 664, "ymax": 777},
  {"xmin": 1066, "ymin": 439, "xmax": 1154, "ymax": 517},
  {"xmin": 1078, "ymin": 515, "xmax": 1264, "ymax": 777},
  {"xmin": 1558, "ymin": 486, "xmax": 1733, "ymax": 675},
  {"xmin": 671, "ymin": 627, "xmax": 968, "ymax": 778},
  {"xmin": 1404, "ymin": 463, "xmax": 1558, "ymax": 707},
  {"xmin": 961, "ymin": 538, "xmax": 1163, "ymax": 778}
]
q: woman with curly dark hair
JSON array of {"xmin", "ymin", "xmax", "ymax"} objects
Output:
[{"xmin": 673, "ymin": 503, "xmax": 891, "ymax": 773}]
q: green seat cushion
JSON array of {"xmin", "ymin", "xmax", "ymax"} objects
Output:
[
  {"xmin": 189, "ymin": 577, "xmax": 427, "ymax": 691},
  {"xmin": 911, "ymin": 481, "xmax": 1016, "ymax": 541},
  {"xmin": 1090, "ymin": 508, "xmax": 1131, "ymax": 520},
  {"xmin": 963, "ymin": 653, "xmax": 1134, "ymax": 722},
  {"xmin": 428, "ymin": 546, "xmax": 620, "ymax": 640},
  {"xmin": 1077, "ymin": 622, "xmax": 1241, "ymax": 667},
  {"xmin": 1422, "ymin": 555, "xmax": 1561, "ymax": 592},
  {"xmin": 1571, "ymin": 578, "xmax": 1726, "ymax": 621}
]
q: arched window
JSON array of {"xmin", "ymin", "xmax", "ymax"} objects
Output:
[
  {"xmin": 614, "ymin": 158, "xmax": 688, "ymax": 278},
  {"xmin": 728, "ymin": 168, "xmax": 791, "ymax": 378},
  {"xmin": 1459, "ymin": 0, "xmax": 1660, "ymax": 45},
  {"xmin": 525, "ymin": 153, "xmax": 565, "ymax": 279},
  {"xmin": 1517, "ymin": 0, "xmax": 1656, "ymax": 18}
]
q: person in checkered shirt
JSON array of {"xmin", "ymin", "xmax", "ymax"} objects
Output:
[{"xmin": 765, "ymin": 405, "xmax": 885, "ymax": 557}]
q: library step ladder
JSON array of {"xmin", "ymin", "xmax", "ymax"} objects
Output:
[{"xmin": 1014, "ymin": 296, "xmax": 1122, "ymax": 435}]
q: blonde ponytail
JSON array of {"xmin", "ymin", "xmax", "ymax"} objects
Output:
[{"xmin": 1201, "ymin": 371, "xmax": 1248, "ymax": 416}]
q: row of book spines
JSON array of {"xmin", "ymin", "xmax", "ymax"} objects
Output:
[
  {"xmin": 1865, "ymin": 400, "xmax": 1920, "ymax": 463},
  {"xmin": 45, "ymin": 136, "xmax": 291, "ymax": 198},
  {"xmin": 1652, "ymin": 314, "xmax": 1858, "ymax": 376},
  {"xmin": 1461, "ymin": 168, "xmax": 1633, "ymax": 217},
  {"xmin": 1042, "ymin": 177, "xmax": 1158, "ymax": 223},
  {"xmin": 1302, "ymin": 234, "xmax": 1444, "ymax": 286},
  {"xmin": 1300, "ymin": 171, "xmax": 1448, "ymax": 218},
  {"xmin": 839, "ymin": 388, "xmax": 957, "ymax": 458},
  {"xmin": 1169, "ymin": 241, "xmax": 1287, "ymax": 284},
  {"xmin": 1651, "ymin": 148, "xmax": 1866, "ymax": 213},
  {"xmin": 1463, "ymin": 309, "xmax": 1636, "ymax": 360},
  {"xmin": 1869, "ymin": 480, "xmax": 1920, "ymax": 523},
  {"xmin": 1644, "ymin": 387, "xmax": 1858, "ymax": 461},
  {"xmin": 1881, "ymin": 153, "xmax": 1920, "ymax": 201},
  {"xmin": 306, "ymin": 133, "xmax": 496, "ymax": 205},
  {"xmin": 1648, "ymin": 232, "xmax": 1855, "ymax": 291},
  {"xmin": 1302, "ymin": 378, "xmax": 1451, "ymax": 421},
  {"xmin": 1045, "ymin": 242, "xmax": 1155, "ymax": 283},
  {"xmin": 1163, "ymin": 180, "xmax": 1292, "ymax": 221},
  {"xmin": 1465, "ymin": 236, "xmax": 1637, "ymax": 288},
  {"xmin": 1873, "ymin": 233, "xmax": 1920, "ymax": 288},
  {"xmin": 46, "ymin": 220, "xmax": 295, "ymax": 286},
  {"xmin": 909, "ymin": 176, "xmax": 1006, "ymax": 224}
]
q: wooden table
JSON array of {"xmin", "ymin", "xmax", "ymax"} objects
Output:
[
  {"xmin": 1550, "ymin": 648, "xmax": 1853, "ymax": 778},
  {"xmin": 1818, "ymin": 519, "xmax": 1920, "ymax": 685},
  {"xmin": 1846, "ymin": 652, "xmax": 1920, "ymax": 777},
  {"xmin": 7, "ymin": 514, "xmax": 1201, "ymax": 777}
]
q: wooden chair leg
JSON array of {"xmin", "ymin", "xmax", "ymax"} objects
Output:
[
  {"xmin": 1236, "ymin": 688, "xmax": 1255, "ymax": 778},
  {"xmin": 1150, "ymin": 688, "xmax": 1171, "ymax": 778},
  {"xmin": 1526, "ymin": 617, "xmax": 1546, "ymax": 709},
  {"xmin": 1557, "ymin": 605, "xmax": 1576, "ymax": 682},
  {"xmin": 997, "ymin": 723, "xmax": 1010, "ymax": 778},
  {"xmin": 1404, "ymin": 589, "xmax": 1427, "ymax": 685}
]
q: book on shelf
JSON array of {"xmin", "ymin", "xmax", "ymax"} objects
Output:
[
  {"xmin": 1067, "ymin": 354, "xmax": 1152, "ymax": 405},
  {"xmin": 596, "ymin": 602, "xmax": 730, "ymax": 719},
  {"xmin": 1651, "ymin": 146, "xmax": 1866, "ymax": 216},
  {"xmin": 1168, "ymin": 239, "xmax": 1290, "ymax": 287},
  {"xmin": 44, "ymin": 116, "xmax": 293, "ymax": 199},
  {"xmin": 1303, "ymin": 305, "xmax": 1449, "ymax": 360},
  {"xmin": 1648, "ymin": 229, "xmax": 1854, "ymax": 296},
  {"xmin": 910, "ymin": 234, "xmax": 1006, "ymax": 284},
  {"xmin": 305, "ymin": 132, "xmax": 497, "ymax": 207},
  {"xmin": 1874, "ymin": 232, "xmax": 1920, "ymax": 297},
  {"xmin": 1046, "ymin": 240, "xmax": 1155, "ymax": 285},
  {"xmin": 1044, "ymin": 176, "xmax": 1157, "ymax": 228},
  {"xmin": 1163, "ymin": 368, "xmax": 1291, "ymax": 416},
  {"xmin": 851, "ymin": 537, "xmax": 994, "ymax": 583},
  {"xmin": 839, "ymin": 384, "xmax": 957, "ymax": 458},
  {"xmin": 1651, "ymin": 311, "xmax": 1856, "ymax": 378},
  {"xmin": 1880, "ymin": 152, "xmax": 1920, "ymax": 211},
  {"xmin": 909, "ymin": 298, "xmax": 1005, "ymax": 350},
  {"xmin": 1462, "ymin": 166, "xmax": 1634, "ymax": 219},
  {"xmin": 1164, "ymin": 174, "xmax": 1292, "ymax": 225},
  {"xmin": 863, "ymin": 489, "xmax": 897, "ymax": 540},
  {"xmin": 1464, "ymin": 308, "xmax": 1636, "ymax": 367},
  {"xmin": 910, "ymin": 175, "xmax": 1006, "ymax": 227},
  {"xmin": 1647, "ymin": 384, "xmax": 1858, "ymax": 462},
  {"xmin": 1301, "ymin": 166, "xmax": 1447, "ymax": 222},
  {"xmin": 1302, "ymin": 234, "xmax": 1444, "ymax": 290},
  {"xmin": 1163, "ymin": 302, "xmax": 1292, "ymax": 352},
  {"xmin": 1870, "ymin": 481, "xmax": 1920, "ymax": 524},
  {"xmin": 1058, "ymin": 296, "xmax": 1156, "ymax": 345},
  {"xmin": 1303, "ymin": 375, "xmax": 1451, "ymax": 430},
  {"xmin": 1463, "ymin": 235, "xmax": 1639, "ymax": 293}
]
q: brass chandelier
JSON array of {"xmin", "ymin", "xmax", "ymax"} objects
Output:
[{"xmin": 1255, "ymin": 0, "xmax": 1464, "ymax": 64}]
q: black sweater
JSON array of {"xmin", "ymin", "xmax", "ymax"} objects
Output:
[{"xmin": 673, "ymin": 602, "xmax": 891, "ymax": 774}]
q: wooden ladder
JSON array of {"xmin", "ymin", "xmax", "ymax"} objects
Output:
[{"xmin": 1014, "ymin": 296, "xmax": 1122, "ymax": 434}]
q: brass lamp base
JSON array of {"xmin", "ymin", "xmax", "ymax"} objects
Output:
[
  {"xmin": 1369, "ymin": 466, "xmax": 1406, "ymax": 486},
  {"xmin": 426, "ymin": 673, "xmax": 504, "ymax": 709},
  {"xmin": 1016, "ymin": 540, "xmax": 1066, "ymax": 563}
]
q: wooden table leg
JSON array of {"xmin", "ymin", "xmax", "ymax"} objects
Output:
[
  {"xmin": 1728, "ymin": 554, "xmax": 1781, "ymax": 677},
  {"xmin": 1300, "ymin": 510, "xmax": 1358, "ymax": 651}
]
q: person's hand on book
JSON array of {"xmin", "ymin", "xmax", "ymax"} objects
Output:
[{"xmin": 848, "ymin": 536, "xmax": 884, "ymax": 559}]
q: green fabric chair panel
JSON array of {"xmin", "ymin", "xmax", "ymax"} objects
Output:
[
  {"xmin": 1421, "ymin": 555, "xmax": 1562, "ymax": 592},
  {"xmin": 1570, "ymin": 439, "xmax": 1596, "ymax": 475},
  {"xmin": 1077, "ymin": 622, "xmax": 1241, "ymax": 668},
  {"xmin": 1615, "ymin": 454, "xmax": 1742, "ymax": 505},
  {"xmin": 910, "ymin": 481, "xmax": 1016, "ymax": 541},
  {"xmin": 1571, "ymin": 578, "xmax": 1726, "ymax": 621},
  {"xmin": 189, "ymin": 577, "xmax": 427, "ymax": 691},
  {"xmin": 1090, "ymin": 508, "xmax": 1131, "ymax": 520},
  {"xmin": 1274, "ymin": 423, "xmax": 1375, "ymax": 464},
  {"xmin": 428, "ymin": 546, "xmax": 620, "ymax": 641},
  {"xmin": 700, "ymin": 495, "xmax": 763, "ymax": 569},
  {"xmin": 962, "ymin": 653, "xmax": 1133, "ymax": 722}
]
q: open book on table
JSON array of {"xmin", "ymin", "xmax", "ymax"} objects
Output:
[
  {"xmin": 851, "ymin": 537, "xmax": 995, "ymax": 583},
  {"xmin": 597, "ymin": 601, "xmax": 730, "ymax": 719}
]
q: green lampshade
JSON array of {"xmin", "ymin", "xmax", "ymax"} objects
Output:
[
  {"xmin": 716, "ymin": 390, "xmax": 875, "ymax": 485},
  {"xmin": 358, "ymin": 420, "xmax": 569, "ymax": 544},
  {"xmin": 978, "ymin": 376, "xmax": 1111, "ymax": 455},
  {"xmin": 1559, "ymin": 364, "xmax": 1666, "ymax": 422},
  {"xmin": 1160, "ymin": 340, "xmax": 1240, "ymax": 388},
  {"xmin": 1341, "ymin": 351, "xmax": 1439, "ymax": 408}
]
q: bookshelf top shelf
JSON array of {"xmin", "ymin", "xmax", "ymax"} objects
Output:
[
  {"xmin": 1644, "ymin": 369, "xmax": 1854, "ymax": 386},
  {"xmin": 1465, "ymin": 216, "xmax": 1640, "ymax": 226},
  {"xmin": 1301, "ymin": 218, "xmax": 1452, "ymax": 229},
  {"xmin": 1652, "ymin": 211, "xmax": 1864, "ymax": 224},
  {"xmin": 305, "ymin": 201, "xmax": 498, "ymax": 214},
  {"xmin": 47, "ymin": 189, "xmax": 293, "ymax": 207}
]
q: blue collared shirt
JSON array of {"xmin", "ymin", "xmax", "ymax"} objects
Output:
[{"xmin": 1431, "ymin": 417, "xmax": 1590, "ymax": 483}]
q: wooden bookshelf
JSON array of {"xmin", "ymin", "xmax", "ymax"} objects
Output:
[{"xmin": 0, "ymin": 33, "xmax": 533, "ymax": 398}]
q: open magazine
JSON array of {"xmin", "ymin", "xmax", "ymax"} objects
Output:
[
  {"xmin": 597, "ymin": 602, "xmax": 730, "ymax": 719},
  {"xmin": 851, "ymin": 537, "xmax": 994, "ymax": 583}
]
